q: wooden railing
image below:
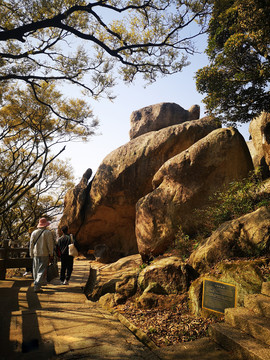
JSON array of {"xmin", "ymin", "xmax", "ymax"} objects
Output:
[{"xmin": 0, "ymin": 240, "xmax": 32, "ymax": 280}]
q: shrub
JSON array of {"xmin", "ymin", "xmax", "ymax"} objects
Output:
[
  {"xmin": 195, "ymin": 168, "xmax": 269, "ymax": 237},
  {"xmin": 173, "ymin": 168, "xmax": 270, "ymax": 251}
]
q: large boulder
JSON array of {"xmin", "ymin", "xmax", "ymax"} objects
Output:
[
  {"xmin": 249, "ymin": 112, "xmax": 270, "ymax": 177},
  {"xmin": 88, "ymin": 254, "xmax": 142, "ymax": 301},
  {"xmin": 189, "ymin": 206, "xmax": 270, "ymax": 273},
  {"xmin": 138, "ymin": 256, "xmax": 198, "ymax": 295},
  {"xmin": 129, "ymin": 102, "xmax": 200, "ymax": 140},
  {"xmin": 136, "ymin": 127, "xmax": 254, "ymax": 258},
  {"xmin": 73, "ymin": 117, "xmax": 220, "ymax": 256},
  {"xmin": 96, "ymin": 255, "xmax": 197, "ymax": 309}
]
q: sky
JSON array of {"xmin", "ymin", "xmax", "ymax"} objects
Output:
[{"xmin": 59, "ymin": 37, "xmax": 250, "ymax": 182}]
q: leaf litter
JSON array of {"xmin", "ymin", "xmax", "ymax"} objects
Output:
[{"xmin": 116, "ymin": 293, "xmax": 222, "ymax": 347}]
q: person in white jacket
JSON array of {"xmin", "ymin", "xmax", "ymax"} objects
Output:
[{"xmin": 29, "ymin": 217, "xmax": 54, "ymax": 293}]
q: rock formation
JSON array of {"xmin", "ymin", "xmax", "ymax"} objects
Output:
[
  {"xmin": 188, "ymin": 259, "xmax": 267, "ymax": 315},
  {"xmin": 249, "ymin": 111, "xmax": 270, "ymax": 177},
  {"xmin": 129, "ymin": 102, "xmax": 200, "ymax": 140},
  {"xmin": 136, "ymin": 127, "xmax": 254, "ymax": 258},
  {"xmin": 138, "ymin": 256, "xmax": 198, "ymax": 295},
  {"xmin": 87, "ymin": 254, "xmax": 142, "ymax": 302},
  {"xmin": 66, "ymin": 116, "xmax": 220, "ymax": 257},
  {"xmin": 189, "ymin": 206, "xmax": 270, "ymax": 273},
  {"xmin": 58, "ymin": 168, "xmax": 92, "ymax": 235}
]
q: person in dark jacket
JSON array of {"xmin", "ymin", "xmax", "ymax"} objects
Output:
[{"xmin": 56, "ymin": 225, "xmax": 78, "ymax": 285}]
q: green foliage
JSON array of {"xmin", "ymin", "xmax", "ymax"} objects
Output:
[
  {"xmin": 196, "ymin": 169, "xmax": 270, "ymax": 236},
  {"xmin": 0, "ymin": 0, "xmax": 211, "ymax": 116},
  {"xmin": 174, "ymin": 226, "xmax": 191, "ymax": 257},
  {"xmin": 0, "ymin": 0, "xmax": 211, "ymax": 241},
  {"xmin": 0, "ymin": 158, "xmax": 75, "ymax": 243},
  {"xmin": 174, "ymin": 226, "xmax": 205, "ymax": 259},
  {"xmin": 196, "ymin": 0, "xmax": 270, "ymax": 125},
  {"xmin": 0, "ymin": 83, "xmax": 92, "ymax": 216},
  {"xmin": 0, "ymin": 82, "xmax": 85, "ymax": 242},
  {"xmin": 139, "ymin": 263, "xmax": 148, "ymax": 272},
  {"xmin": 174, "ymin": 169, "xmax": 270, "ymax": 252}
]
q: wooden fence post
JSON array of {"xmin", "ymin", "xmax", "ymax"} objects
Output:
[{"xmin": 0, "ymin": 240, "xmax": 9, "ymax": 280}]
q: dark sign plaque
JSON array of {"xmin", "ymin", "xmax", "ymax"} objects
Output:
[{"xmin": 202, "ymin": 279, "xmax": 236, "ymax": 314}]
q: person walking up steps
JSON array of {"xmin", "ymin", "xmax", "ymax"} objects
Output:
[
  {"xmin": 57, "ymin": 225, "xmax": 78, "ymax": 285},
  {"xmin": 29, "ymin": 218, "xmax": 54, "ymax": 293}
]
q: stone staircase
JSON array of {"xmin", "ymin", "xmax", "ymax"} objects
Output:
[{"xmin": 209, "ymin": 282, "xmax": 270, "ymax": 360}]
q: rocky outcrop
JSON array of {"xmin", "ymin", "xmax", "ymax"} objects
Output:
[
  {"xmin": 74, "ymin": 117, "xmax": 220, "ymax": 256},
  {"xmin": 189, "ymin": 206, "xmax": 270, "ymax": 273},
  {"xmin": 58, "ymin": 168, "xmax": 92, "ymax": 235},
  {"xmin": 136, "ymin": 127, "xmax": 254, "ymax": 259},
  {"xmin": 138, "ymin": 256, "xmax": 198, "ymax": 294},
  {"xmin": 247, "ymin": 141, "xmax": 261, "ymax": 171},
  {"xmin": 249, "ymin": 112, "xmax": 270, "ymax": 177},
  {"xmin": 129, "ymin": 102, "xmax": 200, "ymax": 140},
  {"xmin": 188, "ymin": 259, "xmax": 268, "ymax": 315},
  {"xmin": 88, "ymin": 254, "xmax": 142, "ymax": 302},
  {"xmin": 92, "ymin": 254, "xmax": 198, "ymax": 309}
]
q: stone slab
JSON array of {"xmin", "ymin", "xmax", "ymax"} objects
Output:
[
  {"xmin": 244, "ymin": 294, "xmax": 270, "ymax": 318},
  {"xmin": 209, "ymin": 322, "xmax": 270, "ymax": 360},
  {"xmin": 225, "ymin": 307, "xmax": 270, "ymax": 345}
]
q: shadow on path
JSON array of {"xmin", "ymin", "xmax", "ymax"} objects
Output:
[{"xmin": 0, "ymin": 260, "xmax": 236, "ymax": 360}]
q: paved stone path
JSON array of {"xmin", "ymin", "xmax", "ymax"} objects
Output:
[{"xmin": 0, "ymin": 260, "xmax": 236, "ymax": 360}]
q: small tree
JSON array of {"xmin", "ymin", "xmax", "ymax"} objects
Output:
[
  {"xmin": 0, "ymin": 82, "xmax": 95, "ymax": 217},
  {"xmin": 196, "ymin": 0, "xmax": 270, "ymax": 125},
  {"xmin": 0, "ymin": 159, "xmax": 74, "ymax": 243}
]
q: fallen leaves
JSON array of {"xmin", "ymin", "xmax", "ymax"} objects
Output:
[{"xmin": 116, "ymin": 294, "xmax": 221, "ymax": 347}]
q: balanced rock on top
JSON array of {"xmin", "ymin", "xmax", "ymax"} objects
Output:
[{"xmin": 129, "ymin": 102, "xmax": 200, "ymax": 140}]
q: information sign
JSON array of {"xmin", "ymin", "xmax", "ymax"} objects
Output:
[{"xmin": 202, "ymin": 279, "xmax": 236, "ymax": 314}]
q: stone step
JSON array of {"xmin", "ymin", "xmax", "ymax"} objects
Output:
[
  {"xmin": 244, "ymin": 294, "xmax": 270, "ymax": 318},
  {"xmin": 261, "ymin": 282, "xmax": 270, "ymax": 297},
  {"xmin": 225, "ymin": 307, "xmax": 270, "ymax": 346},
  {"xmin": 209, "ymin": 323, "xmax": 270, "ymax": 360}
]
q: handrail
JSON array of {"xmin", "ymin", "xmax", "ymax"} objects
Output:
[{"xmin": 0, "ymin": 240, "xmax": 32, "ymax": 280}]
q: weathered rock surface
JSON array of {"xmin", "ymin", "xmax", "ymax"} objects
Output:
[
  {"xmin": 249, "ymin": 111, "xmax": 270, "ymax": 177},
  {"xmin": 89, "ymin": 254, "xmax": 142, "ymax": 301},
  {"xmin": 75, "ymin": 117, "xmax": 220, "ymax": 256},
  {"xmin": 189, "ymin": 206, "xmax": 270, "ymax": 273},
  {"xmin": 247, "ymin": 140, "xmax": 261, "ymax": 171},
  {"xmin": 136, "ymin": 127, "xmax": 254, "ymax": 258},
  {"xmin": 188, "ymin": 259, "xmax": 268, "ymax": 315},
  {"xmin": 96, "ymin": 254, "xmax": 199, "ymax": 309},
  {"xmin": 129, "ymin": 102, "xmax": 200, "ymax": 140},
  {"xmin": 58, "ymin": 168, "xmax": 92, "ymax": 236},
  {"xmin": 138, "ymin": 256, "xmax": 198, "ymax": 295}
]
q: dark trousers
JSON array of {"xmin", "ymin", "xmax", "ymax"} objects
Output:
[{"xmin": 60, "ymin": 255, "xmax": 74, "ymax": 282}]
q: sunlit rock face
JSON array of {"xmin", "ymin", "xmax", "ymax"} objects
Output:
[
  {"xmin": 58, "ymin": 168, "xmax": 92, "ymax": 236},
  {"xmin": 136, "ymin": 127, "xmax": 254, "ymax": 259},
  {"xmin": 249, "ymin": 111, "xmax": 270, "ymax": 177},
  {"xmin": 60, "ymin": 115, "xmax": 220, "ymax": 259},
  {"xmin": 189, "ymin": 206, "xmax": 270, "ymax": 273},
  {"xmin": 129, "ymin": 102, "xmax": 200, "ymax": 140}
]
